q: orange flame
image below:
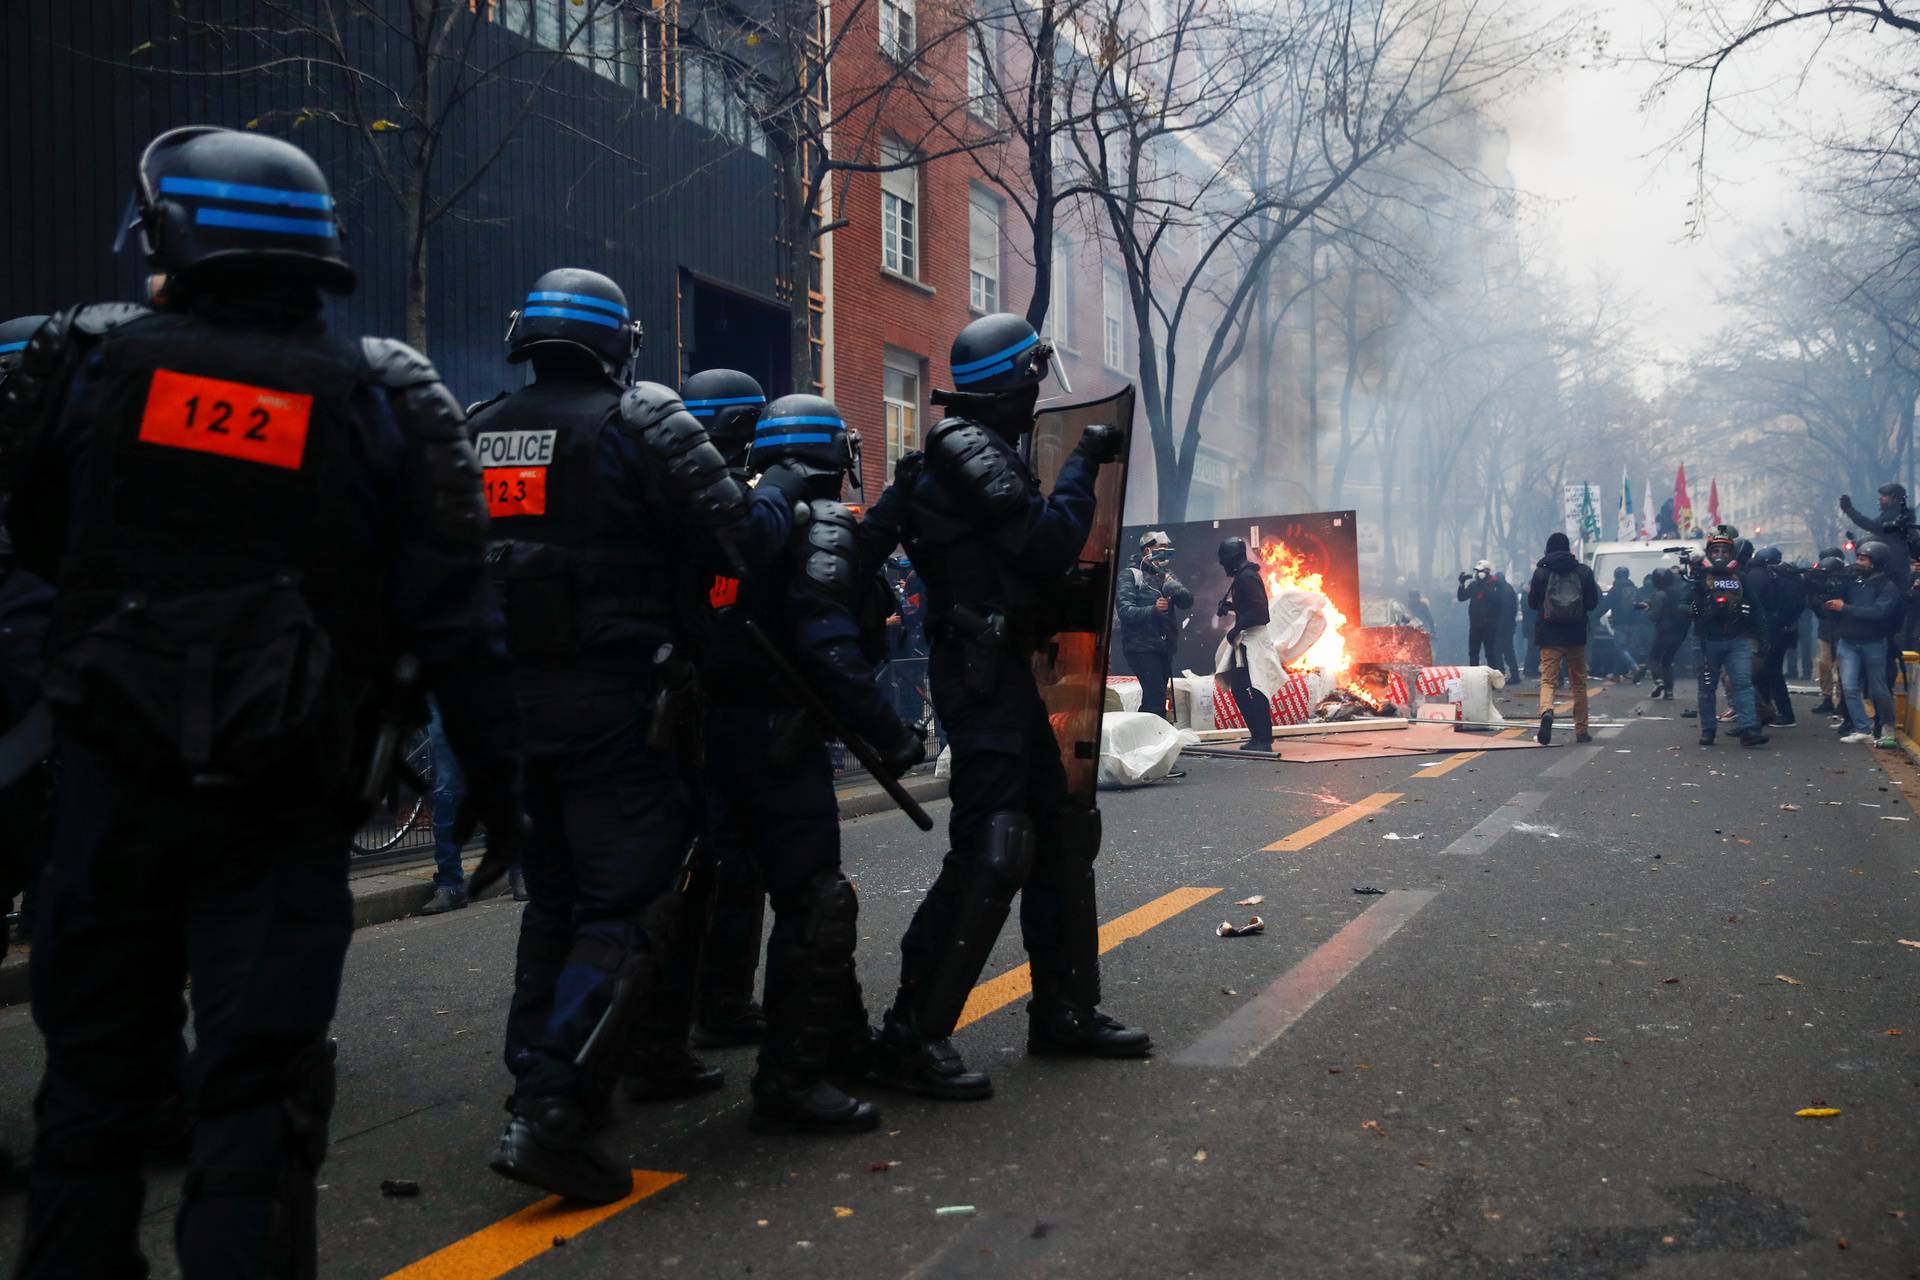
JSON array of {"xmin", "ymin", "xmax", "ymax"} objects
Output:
[{"xmin": 1256, "ymin": 540, "xmax": 1350, "ymax": 676}]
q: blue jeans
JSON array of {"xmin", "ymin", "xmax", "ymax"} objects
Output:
[
  {"xmin": 1837, "ymin": 636, "xmax": 1893, "ymax": 736},
  {"xmin": 1696, "ymin": 635, "xmax": 1757, "ymax": 735},
  {"xmin": 426, "ymin": 701, "xmax": 467, "ymax": 892}
]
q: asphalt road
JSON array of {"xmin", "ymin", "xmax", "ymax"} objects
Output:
[{"xmin": 1, "ymin": 681, "xmax": 1916, "ymax": 1278}]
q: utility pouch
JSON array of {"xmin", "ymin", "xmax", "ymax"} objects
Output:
[{"xmin": 648, "ymin": 656, "xmax": 707, "ymax": 768}]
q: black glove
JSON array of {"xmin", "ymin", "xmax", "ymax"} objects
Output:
[
  {"xmin": 1841, "ymin": 493, "xmax": 1852, "ymax": 508},
  {"xmin": 1075, "ymin": 423, "xmax": 1123, "ymax": 465},
  {"xmin": 1459, "ymin": 572, "xmax": 1470, "ymax": 584},
  {"xmin": 452, "ymin": 780, "xmax": 531, "ymax": 900},
  {"xmin": 757, "ymin": 459, "xmax": 814, "ymax": 512},
  {"xmin": 1216, "ymin": 598, "xmax": 1232, "ymax": 618},
  {"xmin": 876, "ymin": 719, "xmax": 928, "ymax": 780}
]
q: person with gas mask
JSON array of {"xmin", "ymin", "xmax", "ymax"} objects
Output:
[
  {"xmin": 1117, "ymin": 530, "xmax": 1192, "ymax": 720},
  {"xmin": 1687, "ymin": 528, "xmax": 1770, "ymax": 748},
  {"xmin": 1824, "ymin": 540, "xmax": 1903, "ymax": 745},
  {"xmin": 0, "ymin": 128, "xmax": 527, "ymax": 1278},
  {"xmin": 853, "ymin": 312, "xmax": 1142, "ymax": 1102},
  {"xmin": 1456, "ymin": 560, "xmax": 1502, "ymax": 668},
  {"xmin": 1840, "ymin": 484, "xmax": 1920, "ymax": 559},
  {"xmin": 469, "ymin": 272, "xmax": 793, "ymax": 1202},
  {"xmin": 677, "ymin": 394, "xmax": 925, "ymax": 1133},
  {"xmin": 619, "ymin": 368, "xmax": 774, "ymax": 1107},
  {"xmin": 1217, "ymin": 536, "xmax": 1275, "ymax": 751}
]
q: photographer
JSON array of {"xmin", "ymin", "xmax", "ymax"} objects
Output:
[
  {"xmin": 1457, "ymin": 560, "xmax": 1502, "ymax": 667},
  {"xmin": 1805, "ymin": 551, "xmax": 1846, "ymax": 715},
  {"xmin": 1117, "ymin": 531, "xmax": 1193, "ymax": 721},
  {"xmin": 1825, "ymin": 541, "xmax": 1901, "ymax": 745},
  {"xmin": 1840, "ymin": 484, "xmax": 1920, "ymax": 559},
  {"xmin": 1687, "ymin": 529, "xmax": 1770, "ymax": 748}
]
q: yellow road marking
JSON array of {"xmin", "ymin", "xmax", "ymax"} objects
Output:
[
  {"xmin": 384, "ymin": 1171, "xmax": 684, "ymax": 1279},
  {"xmin": 1415, "ymin": 751, "xmax": 1483, "ymax": 778},
  {"xmin": 1263, "ymin": 792, "xmax": 1401, "ymax": 852},
  {"xmin": 1495, "ymin": 727, "xmax": 1527, "ymax": 740},
  {"xmin": 956, "ymin": 886, "xmax": 1222, "ymax": 1030}
]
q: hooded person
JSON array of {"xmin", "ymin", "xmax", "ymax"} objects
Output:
[
  {"xmin": 1215, "ymin": 537, "xmax": 1274, "ymax": 750},
  {"xmin": 1687, "ymin": 527, "xmax": 1770, "ymax": 748},
  {"xmin": 1490, "ymin": 572, "xmax": 1522, "ymax": 682},
  {"xmin": 1591, "ymin": 566, "xmax": 1644, "ymax": 682},
  {"xmin": 1456, "ymin": 559, "xmax": 1502, "ymax": 667},
  {"xmin": 1640, "ymin": 567, "xmax": 1691, "ymax": 699},
  {"xmin": 1824, "ymin": 539, "xmax": 1903, "ymax": 744},
  {"xmin": 1525, "ymin": 532, "xmax": 1599, "ymax": 744}
]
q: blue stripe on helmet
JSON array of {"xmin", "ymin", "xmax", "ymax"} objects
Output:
[
  {"xmin": 0, "ymin": 341, "xmax": 26, "ymax": 355},
  {"xmin": 950, "ymin": 331, "xmax": 1039, "ymax": 377},
  {"xmin": 193, "ymin": 206, "xmax": 337, "ymax": 238},
  {"xmin": 522, "ymin": 305, "xmax": 622, "ymax": 329},
  {"xmin": 159, "ymin": 175, "xmax": 335, "ymax": 211},
  {"xmin": 754, "ymin": 432, "xmax": 834, "ymax": 448},
  {"xmin": 527, "ymin": 290, "xmax": 628, "ymax": 318},
  {"xmin": 688, "ymin": 408, "xmax": 716, "ymax": 417},
  {"xmin": 683, "ymin": 395, "xmax": 766, "ymax": 408},
  {"xmin": 951, "ymin": 358, "xmax": 1015, "ymax": 385},
  {"xmin": 757, "ymin": 415, "xmax": 844, "ymax": 430}
]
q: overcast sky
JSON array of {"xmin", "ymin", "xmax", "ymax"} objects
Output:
[{"xmin": 1497, "ymin": 0, "xmax": 1879, "ymax": 379}]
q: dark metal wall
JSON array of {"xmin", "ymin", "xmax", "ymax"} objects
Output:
[{"xmin": 0, "ymin": 1, "xmax": 783, "ymax": 404}]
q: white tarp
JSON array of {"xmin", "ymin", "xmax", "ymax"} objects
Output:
[{"xmin": 1098, "ymin": 711, "xmax": 1193, "ymax": 787}]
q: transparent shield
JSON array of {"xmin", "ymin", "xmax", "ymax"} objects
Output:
[{"xmin": 1025, "ymin": 386, "xmax": 1134, "ymax": 810}]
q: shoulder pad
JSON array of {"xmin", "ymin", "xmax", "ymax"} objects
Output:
[
  {"xmin": 924, "ymin": 417, "xmax": 1025, "ymax": 517},
  {"xmin": 1, "ymin": 306, "xmax": 149, "ymax": 484},
  {"xmin": 792, "ymin": 500, "xmax": 861, "ymax": 606},
  {"xmin": 72, "ymin": 301, "xmax": 150, "ymax": 337},
  {"xmin": 619, "ymin": 381, "xmax": 748, "ymax": 530},
  {"xmin": 465, "ymin": 389, "xmax": 510, "ymax": 418},
  {"xmin": 359, "ymin": 336, "xmax": 443, "ymax": 389},
  {"xmin": 362, "ymin": 340, "xmax": 485, "ymax": 549}
]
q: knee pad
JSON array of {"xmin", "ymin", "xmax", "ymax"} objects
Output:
[
  {"xmin": 1039, "ymin": 807, "xmax": 1101, "ymax": 865},
  {"xmin": 981, "ymin": 812, "xmax": 1036, "ymax": 887},
  {"xmin": 281, "ymin": 1039, "xmax": 337, "ymax": 1173}
]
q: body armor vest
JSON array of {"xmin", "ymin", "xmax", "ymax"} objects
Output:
[
  {"xmin": 468, "ymin": 378, "xmax": 676, "ymax": 664},
  {"xmin": 901, "ymin": 418, "xmax": 1046, "ymax": 633}
]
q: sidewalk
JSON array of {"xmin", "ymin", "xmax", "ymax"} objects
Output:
[{"xmin": 0, "ymin": 771, "xmax": 946, "ymax": 1011}]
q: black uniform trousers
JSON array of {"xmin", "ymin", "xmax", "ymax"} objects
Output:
[
  {"xmin": 1754, "ymin": 631, "xmax": 1796, "ymax": 724},
  {"xmin": 504, "ymin": 670, "xmax": 693, "ymax": 1105},
  {"xmin": 1124, "ymin": 648, "xmax": 1175, "ymax": 721},
  {"xmin": 19, "ymin": 741, "xmax": 355, "ymax": 1280},
  {"xmin": 1650, "ymin": 628, "xmax": 1689, "ymax": 692}
]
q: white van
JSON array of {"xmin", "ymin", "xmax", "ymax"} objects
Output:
[{"xmin": 1584, "ymin": 540, "xmax": 1696, "ymax": 587}]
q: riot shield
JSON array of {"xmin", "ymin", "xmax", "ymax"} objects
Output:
[{"xmin": 1025, "ymin": 386, "xmax": 1134, "ymax": 809}]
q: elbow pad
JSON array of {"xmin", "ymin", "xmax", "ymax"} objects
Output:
[
  {"xmin": 924, "ymin": 417, "xmax": 1026, "ymax": 520},
  {"xmin": 362, "ymin": 337, "xmax": 487, "ymax": 551},
  {"xmin": 619, "ymin": 381, "xmax": 748, "ymax": 531},
  {"xmin": 1, "ymin": 305, "xmax": 147, "ymax": 487},
  {"xmin": 792, "ymin": 500, "xmax": 861, "ymax": 607}
]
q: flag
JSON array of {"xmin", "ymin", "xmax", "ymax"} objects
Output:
[
  {"xmin": 1579, "ymin": 483, "xmax": 1601, "ymax": 542},
  {"xmin": 1674, "ymin": 464, "xmax": 1693, "ymax": 534},
  {"xmin": 1642, "ymin": 475, "xmax": 1655, "ymax": 539},
  {"xmin": 1707, "ymin": 477, "xmax": 1720, "ymax": 528},
  {"xmin": 1616, "ymin": 469, "xmax": 1633, "ymax": 542}
]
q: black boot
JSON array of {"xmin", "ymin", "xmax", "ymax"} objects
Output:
[
  {"xmin": 491, "ymin": 1096, "xmax": 630, "ymax": 1204},
  {"xmin": 749, "ymin": 871, "xmax": 881, "ymax": 1134},
  {"xmin": 868, "ymin": 1016, "xmax": 992, "ymax": 1100},
  {"xmin": 1023, "ymin": 807, "xmax": 1150, "ymax": 1060},
  {"xmin": 1537, "ymin": 709, "xmax": 1554, "ymax": 745},
  {"xmin": 1699, "ymin": 731, "xmax": 1715, "ymax": 747},
  {"xmin": 622, "ymin": 1041, "xmax": 724, "ymax": 1103},
  {"xmin": 1739, "ymin": 728, "xmax": 1769, "ymax": 748}
]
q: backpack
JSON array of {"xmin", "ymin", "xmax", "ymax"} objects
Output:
[{"xmin": 1541, "ymin": 565, "xmax": 1585, "ymax": 622}]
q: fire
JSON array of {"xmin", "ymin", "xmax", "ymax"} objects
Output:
[{"xmin": 1256, "ymin": 540, "xmax": 1350, "ymax": 676}]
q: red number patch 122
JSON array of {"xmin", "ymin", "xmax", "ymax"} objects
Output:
[{"xmin": 138, "ymin": 368, "xmax": 313, "ymax": 471}]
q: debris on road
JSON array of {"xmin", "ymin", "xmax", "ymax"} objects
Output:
[
  {"xmin": 869, "ymin": 1161, "xmax": 894, "ymax": 1173},
  {"xmin": 1217, "ymin": 917, "xmax": 1265, "ymax": 938},
  {"xmin": 1192, "ymin": 1150, "xmax": 1208, "ymax": 1163},
  {"xmin": 1775, "ymin": 974, "xmax": 1803, "ymax": 986},
  {"xmin": 1661, "ymin": 977, "xmax": 1681, "ymax": 984},
  {"xmin": 379, "ymin": 1179, "xmax": 420, "ymax": 1198},
  {"xmin": 1234, "ymin": 894, "xmax": 1265, "ymax": 906},
  {"xmin": 1795, "ymin": 1107, "xmax": 1843, "ymax": 1118},
  {"xmin": 1779, "ymin": 803, "xmax": 1801, "ymax": 812},
  {"xmin": 1898, "ymin": 939, "xmax": 1920, "ymax": 949},
  {"xmin": 1361, "ymin": 1120, "xmax": 1387, "ymax": 1136},
  {"xmin": 1382, "ymin": 832, "xmax": 1424, "ymax": 840},
  {"xmin": 935, "ymin": 1205, "xmax": 977, "ymax": 1218},
  {"xmin": 833, "ymin": 1206, "xmax": 854, "ymax": 1220},
  {"xmin": 1353, "ymin": 886, "xmax": 1385, "ymax": 895}
]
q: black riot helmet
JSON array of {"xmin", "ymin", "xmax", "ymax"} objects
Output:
[
  {"xmin": 0, "ymin": 315, "xmax": 49, "ymax": 388},
  {"xmin": 1758, "ymin": 546, "xmax": 1782, "ymax": 566},
  {"xmin": 1735, "ymin": 538, "xmax": 1755, "ymax": 566},
  {"xmin": 505, "ymin": 268, "xmax": 643, "ymax": 379},
  {"xmin": 681, "ymin": 368, "xmax": 766, "ymax": 469},
  {"xmin": 1218, "ymin": 536, "xmax": 1249, "ymax": 574},
  {"xmin": 1859, "ymin": 539, "xmax": 1898, "ymax": 575},
  {"xmin": 946, "ymin": 312, "xmax": 1055, "ymax": 396},
  {"xmin": 125, "ymin": 126, "xmax": 354, "ymax": 293},
  {"xmin": 750, "ymin": 394, "xmax": 853, "ymax": 495},
  {"xmin": 1817, "ymin": 553, "xmax": 1845, "ymax": 574},
  {"xmin": 1879, "ymin": 482, "xmax": 1908, "ymax": 510}
]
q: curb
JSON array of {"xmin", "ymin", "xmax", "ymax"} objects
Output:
[{"xmin": 0, "ymin": 775, "xmax": 949, "ymax": 1011}]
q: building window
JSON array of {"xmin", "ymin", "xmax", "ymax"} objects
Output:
[
  {"xmin": 969, "ymin": 188, "xmax": 1001, "ymax": 314},
  {"xmin": 881, "ymin": 139, "xmax": 919, "ymax": 281},
  {"xmin": 1042, "ymin": 236, "xmax": 1071, "ymax": 347},
  {"xmin": 884, "ymin": 350, "xmax": 923, "ymax": 478},
  {"xmin": 1103, "ymin": 267, "xmax": 1127, "ymax": 370},
  {"xmin": 967, "ymin": 29, "xmax": 997, "ymax": 121},
  {"xmin": 683, "ymin": 54, "xmax": 768, "ymax": 155},
  {"xmin": 880, "ymin": 0, "xmax": 916, "ymax": 60}
]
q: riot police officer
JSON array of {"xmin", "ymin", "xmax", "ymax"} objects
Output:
[
  {"xmin": 856, "ymin": 312, "xmax": 1145, "ymax": 1101},
  {"xmin": 0, "ymin": 127, "xmax": 526, "ymax": 1279},
  {"xmin": 471, "ymin": 271, "xmax": 792, "ymax": 1201},
  {"xmin": 674, "ymin": 393, "xmax": 926, "ymax": 1131}
]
